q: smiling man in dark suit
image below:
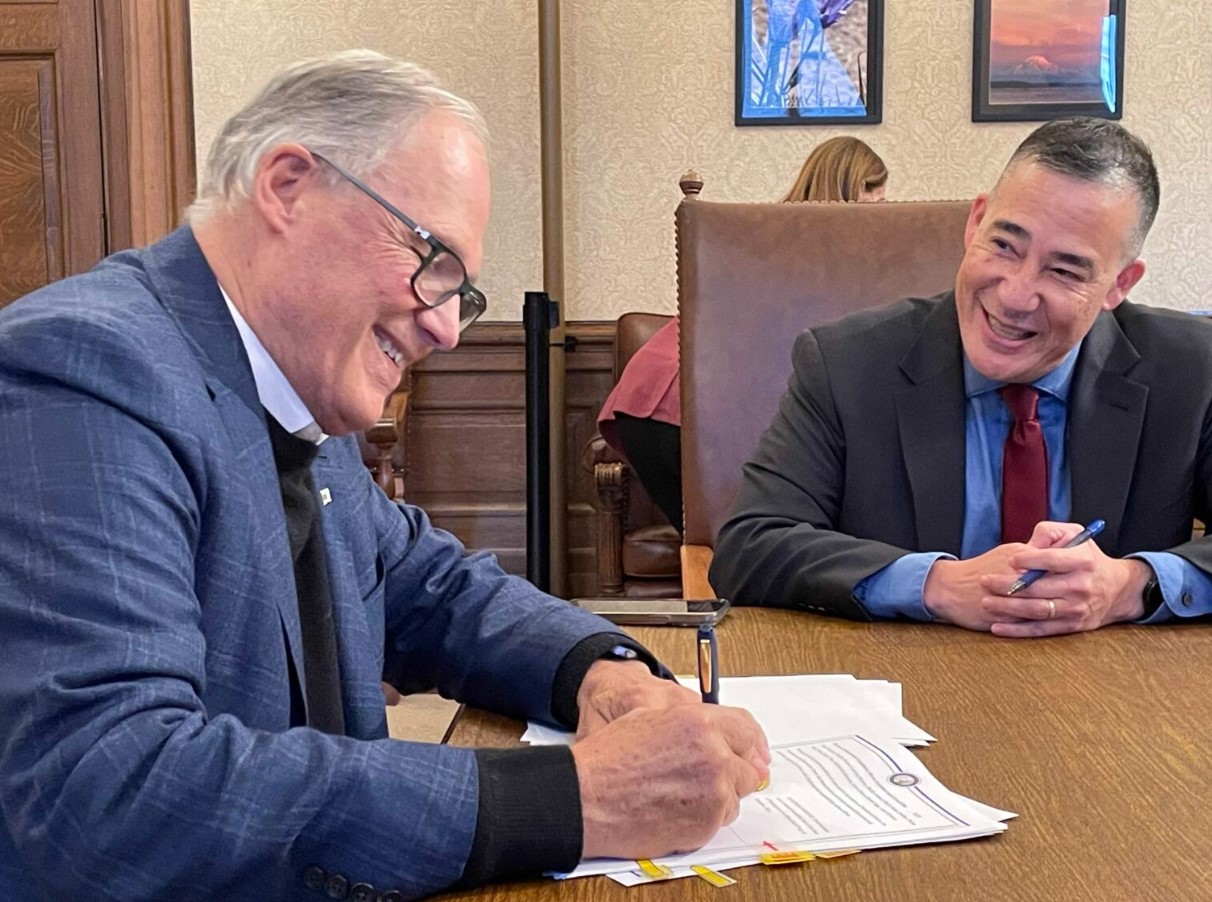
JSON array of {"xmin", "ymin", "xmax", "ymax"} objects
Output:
[
  {"xmin": 0, "ymin": 51, "xmax": 769, "ymax": 901},
  {"xmin": 712, "ymin": 118, "xmax": 1212, "ymax": 637}
]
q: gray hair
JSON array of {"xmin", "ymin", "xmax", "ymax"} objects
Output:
[
  {"xmin": 1000, "ymin": 117, "xmax": 1159, "ymax": 255},
  {"xmin": 187, "ymin": 49, "xmax": 487, "ymax": 223}
]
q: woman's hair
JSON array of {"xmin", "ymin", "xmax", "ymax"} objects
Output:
[{"xmin": 781, "ymin": 136, "xmax": 888, "ymax": 203}]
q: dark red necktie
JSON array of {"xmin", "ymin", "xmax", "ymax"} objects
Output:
[{"xmin": 999, "ymin": 384, "xmax": 1048, "ymax": 544}]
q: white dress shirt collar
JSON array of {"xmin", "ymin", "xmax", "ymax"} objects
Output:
[{"xmin": 219, "ymin": 286, "xmax": 327, "ymax": 444}]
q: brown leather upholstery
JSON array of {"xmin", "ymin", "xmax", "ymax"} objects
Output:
[
  {"xmin": 678, "ymin": 199, "xmax": 973, "ymax": 562},
  {"xmin": 585, "ymin": 311, "xmax": 682, "ymax": 597}
]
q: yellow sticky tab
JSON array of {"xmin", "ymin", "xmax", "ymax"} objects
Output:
[
  {"xmin": 636, "ymin": 859, "xmax": 674, "ymax": 879},
  {"xmin": 759, "ymin": 850, "xmax": 816, "ymax": 866},
  {"xmin": 691, "ymin": 865, "xmax": 737, "ymax": 887},
  {"xmin": 816, "ymin": 849, "xmax": 861, "ymax": 859}
]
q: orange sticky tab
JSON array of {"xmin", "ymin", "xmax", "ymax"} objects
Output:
[
  {"xmin": 816, "ymin": 849, "xmax": 861, "ymax": 860},
  {"xmin": 691, "ymin": 865, "xmax": 737, "ymax": 887},
  {"xmin": 759, "ymin": 850, "xmax": 816, "ymax": 866},
  {"xmin": 636, "ymin": 859, "xmax": 674, "ymax": 879}
]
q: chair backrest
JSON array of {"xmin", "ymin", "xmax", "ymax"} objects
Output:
[
  {"xmin": 615, "ymin": 311, "xmax": 672, "ymax": 381},
  {"xmin": 678, "ymin": 198, "xmax": 972, "ymax": 547}
]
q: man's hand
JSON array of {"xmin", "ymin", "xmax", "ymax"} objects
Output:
[
  {"xmin": 574, "ymin": 659, "xmax": 699, "ymax": 739},
  {"xmin": 572, "ymin": 703, "xmax": 771, "ymax": 860},
  {"xmin": 923, "ymin": 544, "xmax": 1028, "ymax": 630},
  {"xmin": 979, "ymin": 521, "xmax": 1151, "ymax": 637}
]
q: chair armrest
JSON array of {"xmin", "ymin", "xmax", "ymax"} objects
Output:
[
  {"xmin": 680, "ymin": 544, "xmax": 716, "ymax": 600},
  {"xmin": 582, "ymin": 431, "xmax": 623, "ymax": 473},
  {"xmin": 366, "ymin": 389, "xmax": 409, "ymax": 499}
]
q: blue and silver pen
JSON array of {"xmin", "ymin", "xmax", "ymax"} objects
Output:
[
  {"xmin": 1006, "ymin": 519, "xmax": 1106, "ymax": 596},
  {"xmin": 697, "ymin": 624, "xmax": 719, "ymax": 704}
]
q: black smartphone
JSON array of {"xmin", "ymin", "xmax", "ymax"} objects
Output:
[{"xmin": 570, "ymin": 597, "xmax": 730, "ymax": 626}]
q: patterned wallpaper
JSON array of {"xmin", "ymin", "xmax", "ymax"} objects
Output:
[
  {"xmin": 190, "ymin": 0, "xmax": 543, "ymax": 321},
  {"xmin": 192, "ymin": 1, "xmax": 1212, "ymax": 320}
]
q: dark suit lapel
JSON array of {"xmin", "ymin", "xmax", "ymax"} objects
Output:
[
  {"xmin": 1068, "ymin": 311, "xmax": 1147, "ymax": 553},
  {"xmin": 895, "ymin": 295, "xmax": 968, "ymax": 555},
  {"xmin": 140, "ymin": 227, "xmax": 307, "ymax": 691}
]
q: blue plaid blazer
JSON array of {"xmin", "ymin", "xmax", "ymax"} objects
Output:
[{"xmin": 0, "ymin": 228, "xmax": 616, "ymax": 900}]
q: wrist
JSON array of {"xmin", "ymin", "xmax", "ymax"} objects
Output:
[
  {"xmin": 576, "ymin": 658, "xmax": 655, "ymax": 715},
  {"xmin": 1114, "ymin": 559, "xmax": 1153, "ymax": 622},
  {"xmin": 922, "ymin": 559, "xmax": 956, "ymax": 622}
]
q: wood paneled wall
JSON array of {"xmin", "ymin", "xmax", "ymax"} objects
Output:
[{"xmin": 402, "ymin": 321, "xmax": 614, "ymax": 598}]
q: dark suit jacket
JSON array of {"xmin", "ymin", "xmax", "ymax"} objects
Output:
[
  {"xmin": 0, "ymin": 228, "xmax": 623, "ymax": 900},
  {"xmin": 711, "ymin": 292, "xmax": 1212, "ymax": 620}
]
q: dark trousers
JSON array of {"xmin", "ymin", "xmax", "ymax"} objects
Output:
[{"xmin": 615, "ymin": 413, "xmax": 683, "ymax": 534}]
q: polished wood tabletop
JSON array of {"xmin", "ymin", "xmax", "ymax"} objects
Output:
[{"xmin": 437, "ymin": 608, "xmax": 1212, "ymax": 901}]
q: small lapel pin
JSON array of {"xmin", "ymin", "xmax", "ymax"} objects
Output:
[{"xmin": 319, "ymin": 488, "xmax": 332, "ymax": 506}]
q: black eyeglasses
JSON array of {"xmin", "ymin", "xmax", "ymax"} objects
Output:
[{"xmin": 309, "ymin": 150, "xmax": 487, "ymax": 331}]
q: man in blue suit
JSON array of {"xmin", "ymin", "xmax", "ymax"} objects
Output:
[{"xmin": 0, "ymin": 51, "xmax": 769, "ymax": 900}]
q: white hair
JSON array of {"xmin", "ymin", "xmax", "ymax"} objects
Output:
[{"xmin": 186, "ymin": 49, "xmax": 487, "ymax": 223}]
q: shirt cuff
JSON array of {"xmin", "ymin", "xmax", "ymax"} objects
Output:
[
  {"xmin": 854, "ymin": 552, "xmax": 955, "ymax": 621},
  {"xmin": 456, "ymin": 746, "xmax": 582, "ymax": 888},
  {"xmin": 550, "ymin": 632, "xmax": 668, "ymax": 728},
  {"xmin": 1128, "ymin": 552, "xmax": 1212, "ymax": 622}
]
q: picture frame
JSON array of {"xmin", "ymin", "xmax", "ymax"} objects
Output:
[
  {"xmin": 735, "ymin": 0, "xmax": 884, "ymax": 127},
  {"xmin": 972, "ymin": 0, "xmax": 1125, "ymax": 122}
]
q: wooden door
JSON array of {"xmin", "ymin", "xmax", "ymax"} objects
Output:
[{"xmin": 0, "ymin": 0, "xmax": 106, "ymax": 308}]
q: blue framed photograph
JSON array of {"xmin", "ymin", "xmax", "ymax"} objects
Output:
[
  {"xmin": 972, "ymin": 0, "xmax": 1126, "ymax": 122},
  {"xmin": 735, "ymin": 0, "xmax": 884, "ymax": 126}
]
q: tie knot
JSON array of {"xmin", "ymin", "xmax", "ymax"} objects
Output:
[{"xmin": 999, "ymin": 384, "xmax": 1039, "ymax": 422}]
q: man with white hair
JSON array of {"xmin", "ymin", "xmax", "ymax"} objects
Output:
[{"xmin": 0, "ymin": 51, "xmax": 769, "ymax": 901}]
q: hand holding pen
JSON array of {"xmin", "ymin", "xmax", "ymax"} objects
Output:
[{"xmin": 1006, "ymin": 519, "xmax": 1105, "ymax": 595}]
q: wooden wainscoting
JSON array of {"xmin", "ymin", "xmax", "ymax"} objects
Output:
[{"xmin": 401, "ymin": 321, "xmax": 614, "ymax": 597}]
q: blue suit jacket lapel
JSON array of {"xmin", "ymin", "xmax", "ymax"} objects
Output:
[{"xmin": 141, "ymin": 227, "xmax": 308, "ymax": 697}]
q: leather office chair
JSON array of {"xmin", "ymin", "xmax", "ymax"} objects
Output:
[
  {"xmin": 674, "ymin": 178, "xmax": 972, "ymax": 596},
  {"xmin": 583, "ymin": 312, "xmax": 683, "ymax": 597}
]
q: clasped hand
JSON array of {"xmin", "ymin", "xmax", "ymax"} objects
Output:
[
  {"xmin": 571, "ymin": 659, "xmax": 771, "ymax": 860},
  {"xmin": 923, "ymin": 521, "xmax": 1151, "ymax": 637}
]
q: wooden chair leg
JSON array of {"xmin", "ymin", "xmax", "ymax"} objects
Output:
[
  {"xmin": 595, "ymin": 461, "xmax": 626, "ymax": 596},
  {"xmin": 680, "ymin": 544, "xmax": 716, "ymax": 600},
  {"xmin": 366, "ymin": 390, "xmax": 408, "ymax": 500}
]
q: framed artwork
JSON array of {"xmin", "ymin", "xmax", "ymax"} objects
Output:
[
  {"xmin": 735, "ymin": 0, "xmax": 884, "ymax": 126},
  {"xmin": 972, "ymin": 0, "xmax": 1125, "ymax": 122}
]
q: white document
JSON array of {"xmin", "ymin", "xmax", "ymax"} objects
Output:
[
  {"xmin": 562, "ymin": 734, "xmax": 1009, "ymax": 881},
  {"xmin": 522, "ymin": 674, "xmax": 935, "ymax": 748}
]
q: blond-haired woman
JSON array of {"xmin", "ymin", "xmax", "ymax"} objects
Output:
[{"xmin": 782, "ymin": 135, "xmax": 887, "ymax": 203}]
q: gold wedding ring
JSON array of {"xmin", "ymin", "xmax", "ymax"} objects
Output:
[
  {"xmin": 1046, "ymin": 598, "xmax": 1057, "ymax": 620},
  {"xmin": 757, "ymin": 776, "xmax": 770, "ymax": 792}
]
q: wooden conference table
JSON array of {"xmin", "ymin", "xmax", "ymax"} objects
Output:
[{"xmin": 438, "ymin": 608, "xmax": 1212, "ymax": 901}]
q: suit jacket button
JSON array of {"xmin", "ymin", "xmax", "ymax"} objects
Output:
[
  {"xmin": 1182, "ymin": 592, "xmax": 1194, "ymax": 606},
  {"xmin": 349, "ymin": 883, "xmax": 376, "ymax": 902},
  {"xmin": 303, "ymin": 866, "xmax": 326, "ymax": 891},
  {"xmin": 377, "ymin": 892, "xmax": 404, "ymax": 902},
  {"xmin": 325, "ymin": 873, "xmax": 350, "ymax": 899}
]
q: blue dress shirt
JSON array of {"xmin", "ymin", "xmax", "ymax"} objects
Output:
[{"xmin": 854, "ymin": 341, "xmax": 1209, "ymax": 622}]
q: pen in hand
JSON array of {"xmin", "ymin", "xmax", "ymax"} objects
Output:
[
  {"xmin": 697, "ymin": 624, "xmax": 719, "ymax": 704},
  {"xmin": 1006, "ymin": 519, "xmax": 1106, "ymax": 596}
]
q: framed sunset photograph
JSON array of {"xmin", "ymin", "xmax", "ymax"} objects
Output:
[
  {"xmin": 972, "ymin": 0, "xmax": 1125, "ymax": 122},
  {"xmin": 736, "ymin": 0, "xmax": 884, "ymax": 126}
]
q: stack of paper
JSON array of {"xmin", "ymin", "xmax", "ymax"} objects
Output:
[
  {"xmin": 522, "ymin": 675, "xmax": 1014, "ymax": 885},
  {"xmin": 523, "ymin": 674, "xmax": 935, "ymax": 749}
]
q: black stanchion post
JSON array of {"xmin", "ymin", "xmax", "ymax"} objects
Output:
[{"xmin": 524, "ymin": 291, "xmax": 559, "ymax": 592}]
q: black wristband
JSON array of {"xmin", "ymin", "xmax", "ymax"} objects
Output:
[{"xmin": 1141, "ymin": 573, "xmax": 1165, "ymax": 617}]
